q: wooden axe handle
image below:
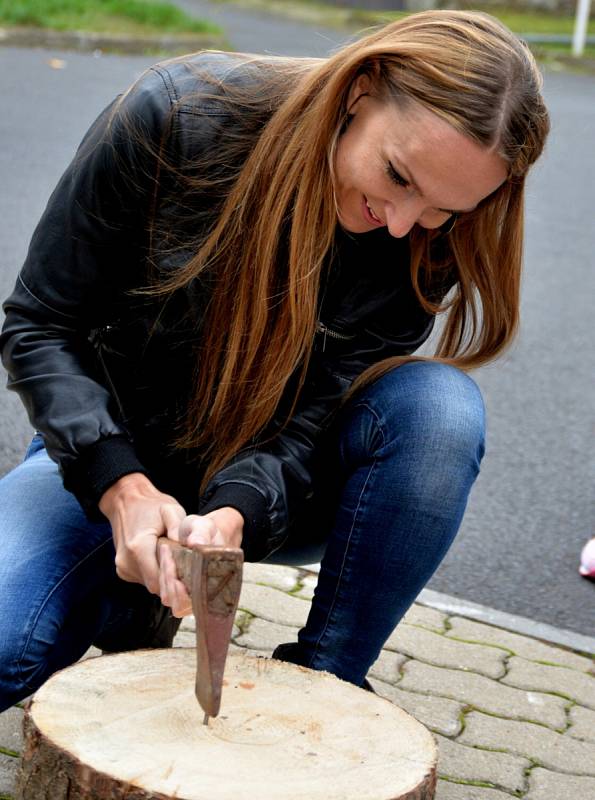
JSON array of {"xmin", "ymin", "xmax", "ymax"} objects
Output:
[{"xmin": 157, "ymin": 539, "xmax": 243, "ymax": 720}]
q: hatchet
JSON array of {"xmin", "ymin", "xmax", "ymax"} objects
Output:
[{"xmin": 157, "ymin": 539, "xmax": 243, "ymax": 724}]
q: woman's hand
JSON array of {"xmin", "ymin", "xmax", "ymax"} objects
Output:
[
  {"xmin": 159, "ymin": 507, "xmax": 244, "ymax": 617},
  {"xmin": 99, "ymin": 473, "xmax": 186, "ymax": 596},
  {"xmin": 99, "ymin": 472, "xmax": 244, "ymax": 617}
]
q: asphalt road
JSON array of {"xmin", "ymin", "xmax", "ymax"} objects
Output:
[
  {"xmin": 0, "ymin": 13, "xmax": 594, "ymax": 636},
  {"xmin": 432, "ymin": 69, "xmax": 595, "ymax": 635},
  {"xmin": 173, "ymin": 0, "xmax": 351, "ymax": 55}
]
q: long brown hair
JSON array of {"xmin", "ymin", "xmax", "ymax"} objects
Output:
[{"xmin": 138, "ymin": 10, "xmax": 549, "ymax": 486}]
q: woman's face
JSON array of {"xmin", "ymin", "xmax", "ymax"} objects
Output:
[{"xmin": 334, "ymin": 76, "xmax": 508, "ymax": 237}]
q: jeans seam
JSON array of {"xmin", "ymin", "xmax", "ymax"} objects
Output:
[
  {"xmin": 16, "ymin": 536, "xmax": 113, "ymax": 690},
  {"xmin": 309, "ymin": 403, "xmax": 385, "ymax": 667}
]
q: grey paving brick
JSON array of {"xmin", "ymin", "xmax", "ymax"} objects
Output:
[
  {"xmin": 459, "ymin": 711, "xmax": 595, "ymax": 776},
  {"xmin": 401, "ymin": 604, "xmax": 447, "ymax": 632},
  {"xmin": 526, "ymin": 767, "xmax": 595, "ymax": 799},
  {"xmin": 0, "ymin": 707, "xmax": 23, "ymax": 755},
  {"xmin": 436, "ymin": 734, "xmax": 530, "ymax": 794},
  {"xmin": 502, "ymin": 656, "xmax": 595, "ymax": 710},
  {"xmin": 368, "ymin": 649, "xmax": 408, "ymax": 683},
  {"xmin": 179, "ymin": 616, "xmax": 240, "ymax": 640},
  {"xmin": 435, "ymin": 781, "xmax": 513, "ymax": 799},
  {"xmin": 179, "ymin": 614, "xmax": 195, "ymax": 633},
  {"xmin": 238, "ymin": 582, "xmax": 310, "ymax": 628},
  {"xmin": 0, "ymin": 751, "xmax": 18, "ymax": 795},
  {"xmin": 385, "ymin": 624, "xmax": 506, "ymax": 679},
  {"xmin": 446, "ymin": 617, "xmax": 594, "ymax": 672},
  {"xmin": 398, "ymin": 661, "xmax": 567, "ymax": 729},
  {"xmin": 242, "ymin": 563, "xmax": 300, "ymax": 592},
  {"xmin": 173, "ymin": 630, "xmax": 197, "ymax": 649},
  {"xmin": 234, "ymin": 616, "xmax": 298, "ymax": 652},
  {"xmin": 369, "ymin": 680, "xmax": 464, "ymax": 736},
  {"xmin": 567, "ymin": 704, "xmax": 595, "ymax": 743}
]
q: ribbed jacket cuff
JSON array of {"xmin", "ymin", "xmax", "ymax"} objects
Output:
[
  {"xmin": 199, "ymin": 482, "xmax": 271, "ymax": 562},
  {"xmin": 62, "ymin": 436, "xmax": 149, "ymax": 521}
]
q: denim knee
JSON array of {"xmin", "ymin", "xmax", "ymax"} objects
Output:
[
  {"xmin": 0, "ymin": 617, "xmax": 51, "ymax": 710},
  {"xmin": 0, "ymin": 580, "xmax": 109, "ymax": 712},
  {"xmin": 340, "ymin": 361, "xmax": 486, "ymax": 496},
  {"xmin": 0, "ymin": 651, "xmax": 38, "ymax": 710},
  {"xmin": 0, "ymin": 442, "xmax": 114, "ymax": 711},
  {"xmin": 0, "ymin": 649, "xmax": 26, "ymax": 710}
]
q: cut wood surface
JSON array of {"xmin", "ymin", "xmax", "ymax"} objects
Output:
[{"xmin": 17, "ymin": 650, "xmax": 437, "ymax": 800}]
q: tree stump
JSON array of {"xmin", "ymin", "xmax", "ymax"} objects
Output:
[{"xmin": 16, "ymin": 650, "xmax": 437, "ymax": 800}]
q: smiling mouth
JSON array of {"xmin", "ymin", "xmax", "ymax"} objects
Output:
[{"xmin": 363, "ymin": 196, "xmax": 384, "ymax": 225}]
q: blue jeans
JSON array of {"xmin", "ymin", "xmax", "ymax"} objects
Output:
[{"xmin": 0, "ymin": 362, "xmax": 484, "ymax": 710}]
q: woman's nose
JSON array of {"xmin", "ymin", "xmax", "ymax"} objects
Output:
[{"xmin": 384, "ymin": 198, "xmax": 426, "ymax": 239}]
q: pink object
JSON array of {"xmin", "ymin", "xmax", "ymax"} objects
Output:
[{"xmin": 579, "ymin": 538, "xmax": 595, "ymax": 579}]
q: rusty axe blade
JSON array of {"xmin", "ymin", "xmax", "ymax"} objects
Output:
[{"xmin": 157, "ymin": 539, "xmax": 243, "ymax": 721}]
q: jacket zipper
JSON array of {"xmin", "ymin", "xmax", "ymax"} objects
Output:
[
  {"xmin": 92, "ymin": 325, "xmax": 129, "ymax": 422},
  {"xmin": 316, "ymin": 320, "xmax": 354, "ymax": 352}
]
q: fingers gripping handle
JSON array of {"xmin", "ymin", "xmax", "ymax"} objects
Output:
[{"xmin": 157, "ymin": 539, "xmax": 244, "ymax": 719}]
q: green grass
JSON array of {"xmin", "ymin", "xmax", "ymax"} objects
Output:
[
  {"xmin": 488, "ymin": 8, "xmax": 595, "ymax": 36},
  {"xmin": 535, "ymin": 40, "xmax": 595, "ymax": 54},
  {"xmin": 215, "ymin": 0, "xmax": 595, "ymax": 37},
  {"xmin": 0, "ymin": 0, "xmax": 220, "ymax": 35}
]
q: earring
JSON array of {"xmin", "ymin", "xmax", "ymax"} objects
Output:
[{"xmin": 442, "ymin": 213, "xmax": 458, "ymax": 235}]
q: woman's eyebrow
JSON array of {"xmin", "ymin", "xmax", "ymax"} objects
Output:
[{"xmin": 394, "ymin": 157, "xmax": 477, "ymax": 214}]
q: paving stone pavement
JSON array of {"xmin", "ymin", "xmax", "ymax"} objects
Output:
[{"xmin": 0, "ymin": 562, "xmax": 593, "ymax": 799}]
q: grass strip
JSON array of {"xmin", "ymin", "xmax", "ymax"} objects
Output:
[
  {"xmin": 0, "ymin": 0, "xmax": 220, "ymax": 35},
  {"xmin": 213, "ymin": 0, "xmax": 595, "ymax": 36}
]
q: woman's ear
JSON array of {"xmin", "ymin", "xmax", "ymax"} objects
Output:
[{"xmin": 346, "ymin": 74, "xmax": 372, "ymax": 114}]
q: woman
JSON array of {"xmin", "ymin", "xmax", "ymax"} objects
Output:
[{"xmin": 0, "ymin": 10, "xmax": 549, "ymax": 709}]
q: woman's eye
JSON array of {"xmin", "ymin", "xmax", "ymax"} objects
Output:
[{"xmin": 386, "ymin": 162, "xmax": 409, "ymax": 188}]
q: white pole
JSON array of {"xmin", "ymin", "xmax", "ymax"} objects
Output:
[{"xmin": 573, "ymin": 0, "xmax": 592, "ymax": 57}]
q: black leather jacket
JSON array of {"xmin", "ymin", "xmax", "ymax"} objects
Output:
[{"xmin": 1, "ymin": 52, "xmax": 443, "ymax": 560}]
